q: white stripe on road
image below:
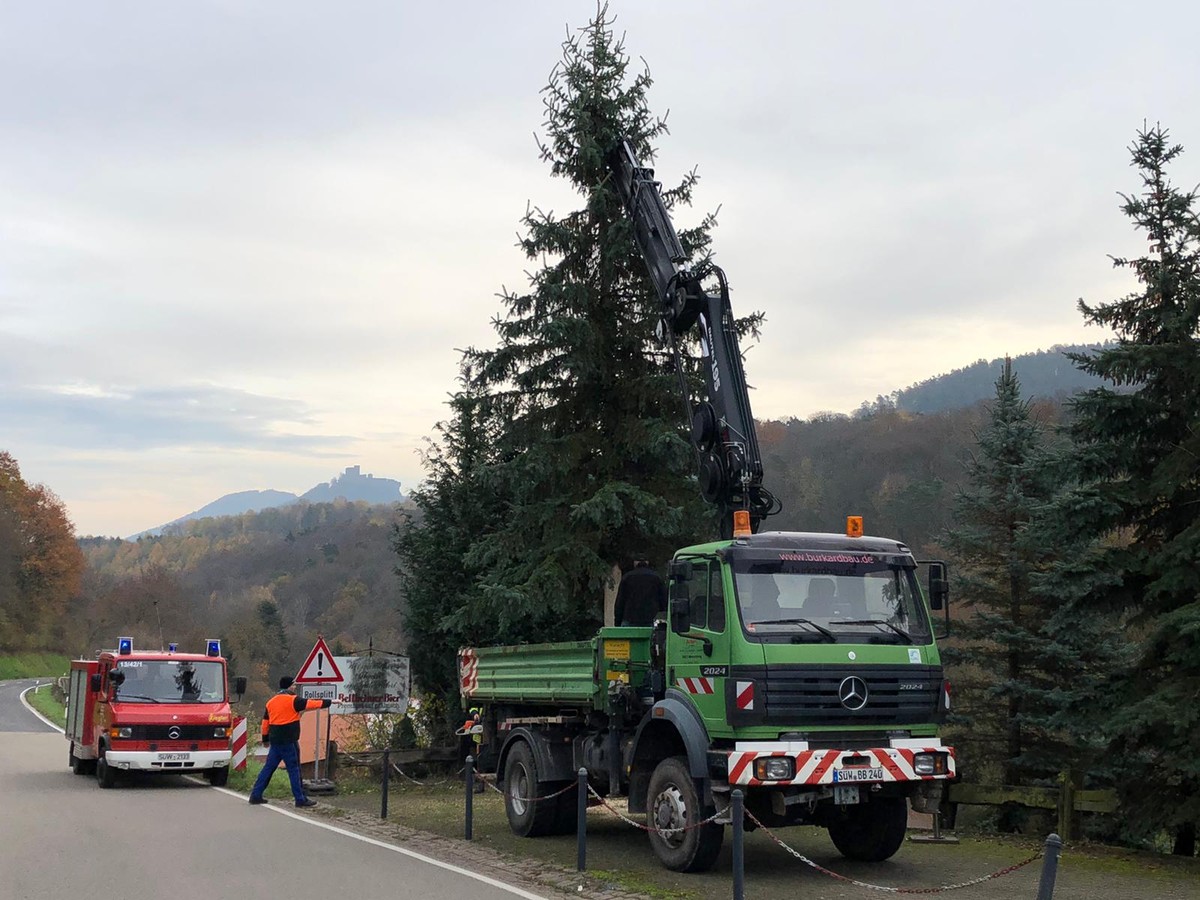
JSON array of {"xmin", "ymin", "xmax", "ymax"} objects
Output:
[
  {"xmin": 19, "ymin": 684, "xmax": 63, "ymax": 731},
  {"xmin": 214, "ymin": 787, "xmax": 550, "ymax": 900}
]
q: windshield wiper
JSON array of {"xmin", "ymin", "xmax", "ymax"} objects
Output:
[
  {"xmin": 838, "ymin": 619, "xmax": 912, "ymax": 642},
  {"xmin": 115, "ymin": 694, "xmax": 162, "ymax": 703},
  {"xmin": 759, "ymin": 618, "xmax": 837, "ymax": 642}
]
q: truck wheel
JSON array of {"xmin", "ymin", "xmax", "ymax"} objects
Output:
[
  {"xmin": 828, "ymin": 796, "xmax": 907, "ymax": 862},
  {"xmin": 646, "ymin": 756, "xmax": 723, "ymax": 872},
  {"xmin": 69, "ymin": 743, "xmax": 89, "ymax": 775},
  {"xmin": 206, "ymin": 766, "xmax": 229, "ymax": 787},
  {"xmin": 96, "ymin": 749, "xmax": 118, "ymax": 789},
  {"xmin": 504, "ymin": 741, "xmax": 559, "ymax": 837}
]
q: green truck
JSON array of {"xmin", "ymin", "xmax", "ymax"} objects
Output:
[
  {"xmin": 458, "ymin": 528, "xmax": 953, "ymax": 871},
  {"xmin": 455, "ymin": 140, "xmax": 956, "ymax": 871}
]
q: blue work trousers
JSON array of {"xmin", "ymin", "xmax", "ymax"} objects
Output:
[{"xmin": 249, "ymin": 741, "xmax": 307, "ymax": 803}]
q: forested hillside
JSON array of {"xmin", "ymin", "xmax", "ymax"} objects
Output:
[{"xmin": 76, "ymin": 499, "xmax": 409, "ymax": 701}]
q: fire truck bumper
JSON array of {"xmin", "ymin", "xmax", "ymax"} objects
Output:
[
  {"xmin": 104, "ymin": 750, "xmax": 232, "ymax": 772},
  {"xmin": 726, "ymin": 738, "xmax": 956, "ymax": 786}
]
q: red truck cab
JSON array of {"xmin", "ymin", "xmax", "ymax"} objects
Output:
[{"xmin": 65, "ymin": 637, "xmax": 246, "ymax": 788}]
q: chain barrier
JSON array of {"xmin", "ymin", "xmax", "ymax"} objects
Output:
[
  {"xmin": 338, "ymin": 751, "xmax": 464, "ymax": 787},
  {"xmin": 390, "ymin": 762, "xmax": 463, "ymax": 787},
  {"xmin": 479, "ymin": 772, "xmax": 578, "ymax": 803},
  {"xmin": 742, "ymin": 808, "xmax": 1043, "ymax": 894},
  {"xmin": 586, "ymin": 782, "xmax": 724, "ymax": 836}
]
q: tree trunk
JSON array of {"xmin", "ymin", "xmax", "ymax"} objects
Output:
[{"xmin": 1173, "ymin": 821, "xmax": 1196, "ymax": 857}]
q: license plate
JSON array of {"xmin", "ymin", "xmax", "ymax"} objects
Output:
[
  {"xmin": 834, "ymin": 785, "xmax": 860, "ymax": 805},
  {"xmin": 832, "ymin": 766, "xmax": 885, "ymax": 783},
  {"xmin": 157, "ymin": 752, "xmax": 191, "ymax": 761}
]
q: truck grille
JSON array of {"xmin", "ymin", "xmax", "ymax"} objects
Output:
[
  {"xmin": 126, "ymin": 725, "xmax": 216, "ymax": 741},
  {"xmin": 731, "ymin": 664, "xmax": 942, "ymax": 727}
]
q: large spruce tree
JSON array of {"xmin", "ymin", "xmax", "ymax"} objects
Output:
[
  {"xmin": 398, "ymin": 5, "xmax": 764, "ymax": 712},
  {"xmin": 1065, "ymin": 124, "xmax": 1200, "ymax": 853}
]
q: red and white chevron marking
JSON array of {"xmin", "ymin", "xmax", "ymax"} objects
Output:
[
  {"xmin": 735, "ymin": 680, "xmax": 755, "ymax": 710},
  {"xmin": 677, "ymin": 676, "xmax": 715, "ymax": 695},
  {"xmin": 458, "ymin": 648, "xmax": 479, "ymax": 697},
  {"xmin": 726, "ymin": 745, "xmax": 956, "ymax": 786},
  {"xmin": 230, "ymin": 716, "xmax": 247, "ymax": 771}
]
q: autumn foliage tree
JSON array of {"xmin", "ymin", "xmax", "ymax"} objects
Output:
[{"xmin": 0, "ymin": 451, "xmax": 85, "ymax": 651}]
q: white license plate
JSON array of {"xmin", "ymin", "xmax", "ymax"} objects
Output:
[
  {"xmin": 157, "ymin": 752, "xmax": 191, "ymax": 761},
  {"xmin": 833, "ymin": 766, "xmax": 885, "ymax": 783}
]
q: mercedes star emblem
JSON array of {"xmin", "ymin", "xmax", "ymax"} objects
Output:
[
  {"xmin": 838, "ymin": 676, "xmax": 868, "ymax": 710},
  {"xmin": 168, "ymin": 726, "xmax": 181, "ymax": 740}
]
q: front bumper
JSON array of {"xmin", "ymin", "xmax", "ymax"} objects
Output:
[
  {"xmin": 104, "ymin": 750, "xmax": 231, "ymax": 772},
  {"xmin": 727, "ymin": 739, "xmax": 955, "ymax": 786}
]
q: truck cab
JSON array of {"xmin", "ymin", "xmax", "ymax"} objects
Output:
[{"xmin": 66, "ymin": 637, "xmax": 246, "ymax": 788}]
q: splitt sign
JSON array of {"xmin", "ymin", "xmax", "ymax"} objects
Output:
[{"xmin": 295, "ymin": 638, "xmax": 410, "ymax": 714}]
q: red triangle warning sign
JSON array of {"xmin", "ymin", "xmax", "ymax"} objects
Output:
[{"xmin": 294, "ymin": 637, "xmax": 344, "ymax": 683}]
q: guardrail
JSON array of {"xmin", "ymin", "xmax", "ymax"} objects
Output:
[{"xmin": 949, "ymin": 774, "xmax": 1117, "ymax": 839}]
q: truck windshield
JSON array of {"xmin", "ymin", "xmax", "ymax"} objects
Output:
[
  {"xmin": 114, "ymin": 660, "xmax": 225, "ymax": 703},
  {"xmin": 731, "ymin": 552, "xmax": 932, "ymax": 643}
]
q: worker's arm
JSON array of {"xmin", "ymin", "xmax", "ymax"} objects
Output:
[
  {"xmin": 260, "ymin": 705, "xmax": 270, "ymax": 743},
  {"xmin": 291, "ymin": 696, "xmax": 333, "ymax": 712}
]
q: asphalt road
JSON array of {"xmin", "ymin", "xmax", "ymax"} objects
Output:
[{"xmin": 0, "ymin": 680, "xmax": 548, "ymax": 900}]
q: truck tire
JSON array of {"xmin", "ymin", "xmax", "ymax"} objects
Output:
[
  {"xmin": 96, "ymin": 748, "xmax": 118, "ymax": 789},
  {"xmin": 646, "ymin": 756, "xmax": 723, "ymax": 872},
  {"xmin": 69, "ymin": 743, "xmax": 91, "ymax": 775},
  {"xmin": 828, "ymin": 796, "xmax": 907, "ymax": 862},
  {"xmin": 206, "ymin": 766, "xmax": 229, "ymax": 787},
  {"xmin": 504, "ymin": 741, "xmax": 560, "ymax": 837}
]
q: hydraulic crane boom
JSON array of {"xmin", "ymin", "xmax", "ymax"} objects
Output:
[{"xmin": 607, "ymin": 139, "xmax": 778, "ymax": 537}]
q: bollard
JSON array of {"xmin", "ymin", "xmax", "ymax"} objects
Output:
[
  {"xmin": 1036, "ymin": 833, "xmax": 1062, "ymax": 900},
  {"xmin": 465, "ymin": 755, "xmax": 475, "ymax": 841},
  {"xmin": 380, "ymin": 748, "xmax": 391, "ymax": 819},
  {"xmin": 576, "ymin": 768, "xmax": 588, "ymax": 871},
  {"xmin": 732, "ymin": 790, "xmax": 745, "ymax": 900}
]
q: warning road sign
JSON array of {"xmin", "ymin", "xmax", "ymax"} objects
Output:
[{"xmin": 294, "ymin": 637, "xmax": 344, "ymax": 683}]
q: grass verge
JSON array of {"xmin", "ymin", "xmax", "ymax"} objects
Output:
[
  {"xmin": 24, "ymin": 682, "xmax": 67, "ymax": 728},
  {"xmin": 0, "ymin": 653, "xmax": 70, "ymax": 680}
]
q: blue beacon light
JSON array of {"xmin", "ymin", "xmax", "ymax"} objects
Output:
[
  {"xmin": 118, "ymin": 636, "xmax": 133, "ymax": 655},
  {"xmin": 206, "ymin": 639, "xmax": 221, "ymax": 657}
]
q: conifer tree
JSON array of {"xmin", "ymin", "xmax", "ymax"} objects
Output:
[
  {"xmin": 1064, "ymin": 124, "xmax": 1200, "ymax": 853},
  {"xmin": 457, "ymin": 7, "xmax": 752, "ymax": 642},
  {"xmin": 944, "ymin": 361, "xmax": 1060, "ymax": 793}
]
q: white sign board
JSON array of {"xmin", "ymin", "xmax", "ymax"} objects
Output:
[{"xmin": 299, "ymin": 655, "xmax": 410, "ymax": 715}]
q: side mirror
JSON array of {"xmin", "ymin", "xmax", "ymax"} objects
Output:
[
  {"xmin": 668, "ymin": 558, "xmax": 693, "ymax": 583},
  {"xmin": 90, "ymin": 673, "xmax": 102, "ymax": 692},
  {"xmin": 233, "ymin": 676, "xmax": 248, "ymax": 698},
  {"xmin": 108, "ymin": 669, "xmax": 126, "ymax": 686},
  {"xmin": 669, "ymin": 597, "xmax": 691, "ymax": 635},
  {"xmin": 920, "ymin": 559, "xmax": 951, "ymax": 639}
]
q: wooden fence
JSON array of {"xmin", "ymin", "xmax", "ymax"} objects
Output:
[{"xmin": 948, "ymin": 774, "xmax": 1117, "ymax": 838}]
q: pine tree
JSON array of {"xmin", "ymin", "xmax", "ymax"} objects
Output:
[
  {"xmin": 458, "ymin": 6, "xmax": 745, "ymax": 642},
  {"xmin": 944, "ymin": 360, "xmax": 1062, "ymax": 796},
  {"xmin": 1064, "ymin": 124, "xmax": 1200, "ymax": 852}
]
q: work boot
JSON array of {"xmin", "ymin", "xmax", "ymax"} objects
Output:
[
  {"xmin": 248, "ymin": 796, "xmax": 267, "ymax": 805},
  {"xmin": 295, "ymin": 798, "xmax": 318, "ymax": 808}
]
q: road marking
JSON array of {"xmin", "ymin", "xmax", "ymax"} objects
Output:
[
  {"xmin": 19, "ymin": 684, "xmax": 63, "ymax": 731},
  {"xmin": 213, "ymin": 786, "xmax": 550, "ymax": 900},
  {"xmin": 22, "ymin": 686, "xmax": 546, "ymax": 900}
]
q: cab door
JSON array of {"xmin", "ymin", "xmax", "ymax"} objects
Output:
[{"xmin": 666, "ymin": 557, "xmax": 732, "ymax": 733}]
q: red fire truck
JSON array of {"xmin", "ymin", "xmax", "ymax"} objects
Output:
[{"xmin": 65, "ymin": 636, "xmax": 247, "ymax": 788}]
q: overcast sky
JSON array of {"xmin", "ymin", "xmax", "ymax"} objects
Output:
[{"xmin": 2, "ymin": 1, "xmax": 1195, "ymax": 538}]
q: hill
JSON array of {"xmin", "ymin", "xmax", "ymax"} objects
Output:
[
  {"xmin": 876, "ymin": 344, "xmax": 1108, "ymax": 414},
  {"xmin": 132, "ymin": 465, "xmax": 404, "ymax": 538}
]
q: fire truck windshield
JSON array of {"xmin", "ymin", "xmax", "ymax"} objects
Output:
[
  {"xmin": 731, "ymin": 552, "xmax": 933, "ymax": 643},
  {"xmin": 114, "ymin": 660, "xmax": 225, "ymax": 703}
]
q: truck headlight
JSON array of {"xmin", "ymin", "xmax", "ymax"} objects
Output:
[
  {"xmin": 753, "ymin": 757, "xmax": 796, "ymax": 781},
  {"xmin": 213, "ymin": 727, "xmax": 229, "ymax": 738},
  {"xmin": 913, "ymin": 752, "xmax": 948, "ymax": 775},
  {"xmin": 109, "ymin": 726, "xmax": 132, "ymax": 739}
]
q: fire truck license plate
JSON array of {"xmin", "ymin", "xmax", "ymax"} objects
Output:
[
  {"xmin": 832, "ymin": 766, "xmax": 885, "ymax": 783},
  {"xmin": 158, "ymin": 752, "xmax": 190, "ymax": 761}
]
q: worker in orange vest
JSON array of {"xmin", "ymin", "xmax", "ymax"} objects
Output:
[{"xmin": 248, "ymin": 676, "xmax": 332, "ymax": 807}]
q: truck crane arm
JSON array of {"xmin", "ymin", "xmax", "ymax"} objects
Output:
[{"xmin": 607, "ymin": 139, "xmax": 779, "ymax": 537}]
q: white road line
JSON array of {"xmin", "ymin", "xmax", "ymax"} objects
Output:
[
  {"xmin": 19, "ymin": 687, "xmax": 548, "ymax": 900},
  {"xmin": 19, "ymin": 684, "xmax": 63, "ymax": 731},
  {"xmin": 214, "ymin": 786, "xmax": 550, "ymax": 900}
]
